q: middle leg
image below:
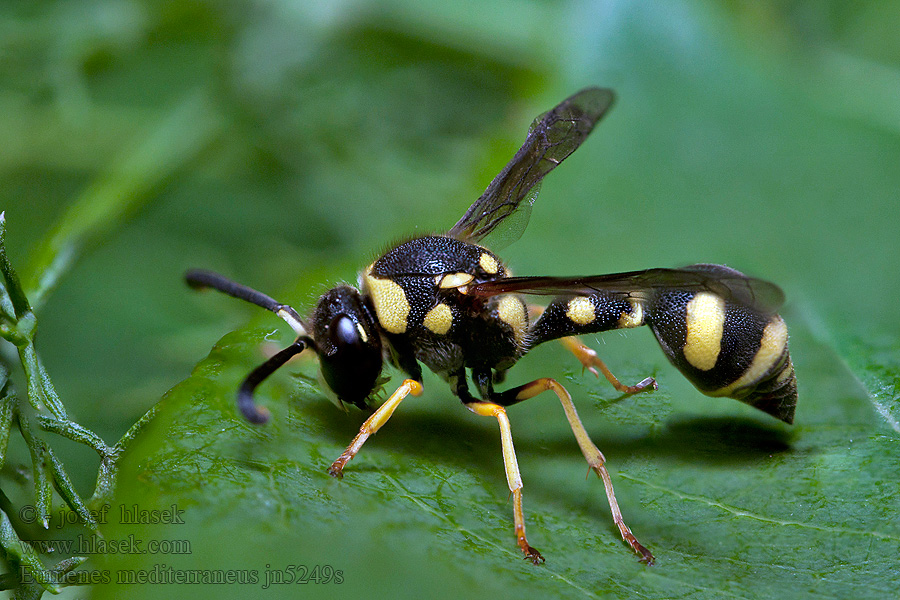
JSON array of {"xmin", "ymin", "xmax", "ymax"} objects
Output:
[
  {"xmin": 454, "ymin": 372, "xmax": 544, "ymax": 564},
  {"xmin": 465, "ymin": 399, "xmax": 545, "ymax": 565}
]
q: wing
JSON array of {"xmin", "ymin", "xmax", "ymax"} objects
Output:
[
  {"xmin": 448, "ymin": 87, "xmax": 615, "ymax": 248},
  {"xmin": 467, "ymin": 265, "xmax": 786, "ymax": 315}
]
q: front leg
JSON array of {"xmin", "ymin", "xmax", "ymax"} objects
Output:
[{"xmin": 328, "ymin": 379, "xmax": 423, "ymax": 478}]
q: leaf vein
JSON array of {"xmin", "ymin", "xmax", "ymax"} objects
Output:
[{"xmin": 622, "ymin": 474, "xmax": 900, "ymax": 541}]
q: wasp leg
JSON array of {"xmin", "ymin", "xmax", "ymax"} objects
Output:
[
  {"xmin": 561, "ymin": 336, "xmax": 656, "ymax": 395},
  {"xmin": 328, "ymin": 379, "xmax": 423, "ymax": 478},
  {"xmin": 465, "ymin": 399, "xmax": 544, "ymax": 565},
  {"xmin": 559, "ymin": 336, "xmax": 657, "ymax": 395},
  {"xmin": 492, "ymin": 377, "xmax": 654, "ymax": 564}
]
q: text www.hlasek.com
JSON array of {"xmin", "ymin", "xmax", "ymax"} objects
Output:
[{"xmin": 25, "ymin": 535, "xmax": 190, "ymax": 555}]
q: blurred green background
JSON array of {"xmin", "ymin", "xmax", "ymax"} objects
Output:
[{"xmin": 2, "ymin": 1, "xmax": 899, "ymax": 599}]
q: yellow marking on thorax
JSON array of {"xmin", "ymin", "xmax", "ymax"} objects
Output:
[
  {"xmin": 566, "ymin": 297, "xmax": 596, "ymax": 325},
  {"xmin": 479, "ymin": 253, "xmax": 500, "ymax": 274},
  {"xmin": 364, "ymin": 270, "xmax": 410, "ymax": 334},
  {"xmin": 683, "ymin": 292, "xmax": 726, "ymax": 371},
  {"xmin": 498, "ymin": 296, "xmax": 528, "ymax": 346},
  {"xmin": 423, "ymin": 303, "xmax": 453, "ymax": 335},
  {"xmin": 712, "ymin": 316, "xmax": 789, "ymax": 397},
  {"xmin": 437, "ymin": 272, "xmax": 475, "ymax": 289},
  {"xmin": 618, "ymin": 300, "xmax": 644, "ymax": 328}
]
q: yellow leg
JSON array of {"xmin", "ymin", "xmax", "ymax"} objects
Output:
[
  {"xmin": 510, "ymin": 378, "xmax": 654, "ymax": 564},
  {"xmin": 559, "ymin": 336, "xmax": 657, "ymax": 395},
  {"xmin": 467, "ymin": 401, "xmax": 544, "ymax": 565},
  {"xmin": 328, "ymin": 379, "xmax": 423, "ymax": 478}
]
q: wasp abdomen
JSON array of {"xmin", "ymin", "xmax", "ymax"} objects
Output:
[{"xmin": 647, "ymin": 276, "xmax": 796, "ymax": 424}]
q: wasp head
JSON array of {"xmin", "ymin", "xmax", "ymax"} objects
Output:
[{"xmin": 312, "ymin": 286, "xmax": 383, "ymax": 409}]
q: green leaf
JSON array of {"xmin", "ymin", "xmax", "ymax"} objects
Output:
[{"xmin": 94, "ymin": 301, "xmax": 900, "ymax": 600}]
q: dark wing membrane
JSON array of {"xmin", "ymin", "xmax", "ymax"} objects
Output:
[
  {"xmin": 448, "ymin": 88, "xmax": 615, "ymax": 246},
  {"xmin": 467, "ymin": 268, "xmax": 786, "ymax": 315}
]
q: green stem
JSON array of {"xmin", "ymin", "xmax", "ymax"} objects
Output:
[
  {"xmin": 0, "ymin": 387, "xmax": 13, "ymax": 471},
  {"xmin": 0, "ymin": 213, "xmax": 33, "ymax": 320},
  {"xmin": 0, "ymin": 509, "xmax": 58, "ymax": 594},
  {"xmin": 45, "ymin": 446, "xmax": 97, "ymax": 530},
  {"xmin": 17, "ymin": 345, "xmax": 67, "ymax": 420},
  {"xmin": 90, "ymin": 402, "xmax": 160, "ymax": 504},
  {"xmin": 113, "ymin": 401, "xmax": 160, "ymax": 453},
  {"xmin": 37, "ymin": 415, "xmax": 109, "ymax": 457},
  {"xmin": 0, "ymin": 322, "xmax": 29, "ymax": 346},
  {"xmin": 15, "ymin": 412, "xmax": 52, "ymax": 529}
]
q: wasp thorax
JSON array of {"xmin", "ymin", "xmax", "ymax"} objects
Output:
[{"xmin": 312, "ymin": 286, "xmax": 383, "ymax": 408}]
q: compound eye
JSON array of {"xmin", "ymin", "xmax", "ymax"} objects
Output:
[{"xmin": 331, "ymin": 314, "xmax": 362, "ymax": 350}]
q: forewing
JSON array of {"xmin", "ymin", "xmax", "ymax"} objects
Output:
[
  {"xmin": 448, "ymin": 88, "xmax": 615, "ymax": 248},
  {"xmin": 467, "ymin": 268, "xmax": 786, "ymax": 315}
]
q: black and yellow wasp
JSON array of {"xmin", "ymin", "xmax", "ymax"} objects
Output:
[{"xmin": 186, "ymin": 88, "xmax": 797, "ymax": 565}]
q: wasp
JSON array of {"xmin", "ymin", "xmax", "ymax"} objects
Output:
[{"xmin": 186, "ymin": 88, "xmax": 797, "ymax": 565}]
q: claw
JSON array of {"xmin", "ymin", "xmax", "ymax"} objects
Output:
[
  {"xmin": 328, "ymin": 456, "xmax": 349, "ymax": 479},
  {"xmin": 519, "ymin": 541, "xmax": 545, "ymax": 565}
]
